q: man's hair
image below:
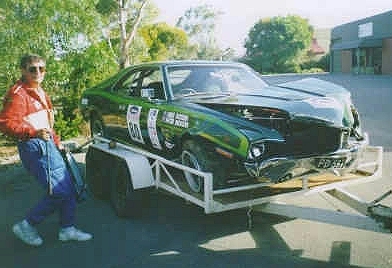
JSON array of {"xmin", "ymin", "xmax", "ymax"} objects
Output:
[{"xmin": 20, "ymin": 54, "xmax": 46, "ymax": 69}]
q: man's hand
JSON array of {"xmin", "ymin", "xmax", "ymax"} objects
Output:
[
  {"xmin": 58, "ymin": 143, "xmax": 64, "ymax": 150},
  {"xmin": 36, "ymin": 128, "xmax": 51, "ymax": 141}
]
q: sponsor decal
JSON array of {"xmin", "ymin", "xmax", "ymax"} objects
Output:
[
  {"xmin": 162, "ymin": 111, "xmax": 189, "ymax": 128},
  {"xmin": 127, "ymin": 105, "xmax": 145, "ymax": 144},
  {"xmin": 162, "ymin": 111, "xmax": 175, "ymax": 125},
  {"xmin": 147, "ymin": 108, "xmax": 162, "ymax": 150},
  {"xmin": 174, "ymin": 113, "xmax": 189, "ymax": 128}
]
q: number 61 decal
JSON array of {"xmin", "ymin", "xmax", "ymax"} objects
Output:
[{"xmin": 127, "ymin": 105, "xmax": 144, "ymax": 144}]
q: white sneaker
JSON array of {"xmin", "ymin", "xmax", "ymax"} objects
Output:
[
  {"xmin": 59, "ymin": 226, "xmax": 92, "ymax": 241},
  {"xmin": 12, "ymin": 220, "xmax": 43, "ymax": 246}
]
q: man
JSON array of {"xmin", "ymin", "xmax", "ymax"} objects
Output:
[{"xmin": 0, "ymin": 54, "xmax": 92, "ymax": 246}]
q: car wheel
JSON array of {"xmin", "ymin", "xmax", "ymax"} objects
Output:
[
  {"xmin": 90, "ymin": 116, "xmax": 105, "ymax": 138},
  {"xmin": 85, "ymin": 147, "xmax": 111, "ymax": 200},
  {"xmin": 181, "ymin": 140, "xmax": 221, "ymax": 193},
  {"xmin": 110, "ymin": 158, "xmax": 148, "ymax": 217}
]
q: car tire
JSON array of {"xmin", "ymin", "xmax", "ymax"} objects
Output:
[
  {"xmin": 85, "ymin": 147, "xmax": 111, "ymax": 200},
  {"xmin": 181, "ymin": 140, "xmax": 224, "ymax": 193},
  {"xmin": 110, "ymin": 158, "xmax": 149, "ymax": 218}
]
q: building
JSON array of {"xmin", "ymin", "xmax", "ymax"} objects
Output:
[{"xmin": 330, "ymin": 10, "xmax": 392, "ymax": 75}]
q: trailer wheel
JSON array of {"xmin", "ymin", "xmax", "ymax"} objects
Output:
[
  {"xmin": 85, "ymin": 147, "xmax": 111, "ymax": 199},
  {"xmin": 110, "ymin": 159, "xmax": 147, "ymax": 217},
  {"xmin": 181, "ymin": 140, "xmax": 224, "ymax": 193}
]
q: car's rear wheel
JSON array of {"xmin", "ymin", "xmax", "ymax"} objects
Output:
[{"xmin": 181, "ymin": 140, "xmax": 224, "ymax": 193}]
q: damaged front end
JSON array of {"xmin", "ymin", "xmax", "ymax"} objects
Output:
[
  {"xmin": 240, "ymin": 105, "xmax": 369, "ymax": 183},
  {"xmin": 244, "ymin": 132, "xmax": 369, "ymax": 183}
]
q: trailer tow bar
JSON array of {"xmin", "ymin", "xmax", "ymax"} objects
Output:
[
  {"xmin": 247, "ymin": 206, "xmax": 253, "ymax": 229},
  {"xmin": 368, "ymin": 190, "xmax": 392, "ymax": 231}
]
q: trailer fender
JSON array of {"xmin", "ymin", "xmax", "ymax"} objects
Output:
[
  {"xmin": 122, "ymin": 151, "xmax": 154, "ymax": 189},
  {"xmin": 89, "ymin": 143, "xmax": 154, "ymax": 190}
]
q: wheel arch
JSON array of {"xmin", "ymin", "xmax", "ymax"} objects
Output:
[{"xmin": 179, "ymin": 132, "xmax": 216, "ymax": 156}]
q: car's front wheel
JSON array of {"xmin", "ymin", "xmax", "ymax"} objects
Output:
[{"xmin": 181, "ymin": 140, "xmax": 224, "ymax": 193}]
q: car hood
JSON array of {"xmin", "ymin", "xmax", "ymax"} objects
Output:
[{"xmin": 179, "ymin": 78, "xmax": 354, "ymax": 130}]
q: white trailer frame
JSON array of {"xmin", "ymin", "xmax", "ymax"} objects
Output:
[{"xmin": 88, "ymin": 136, "xmax": 391, "ymax": 232}]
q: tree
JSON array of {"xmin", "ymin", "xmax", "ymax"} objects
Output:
[
  {"xmin": 139, "ymin": 23, "xmax": 190, "ymax": 61},
  {"xmin": 0, "ymin": 0, "xmax": 114, "ymax": 139},
  {"xmin": 96, "ymin": 0, "xmax": 159, "ymax": 68},
  {"xmin": 244, "ymin": 15, "xmax": 313, "ymax": 73},
  {"xmin": 176, "ymin": 4, "xmax": 224, "ymax": 60},
  {"xmin": 0, "ymin": 0, "xmax": 104, "ymax": 95}
]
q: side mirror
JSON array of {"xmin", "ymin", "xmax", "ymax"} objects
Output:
[{"xmin": 141, "ymin": 88, "xmax": 155, "ymax": 99}]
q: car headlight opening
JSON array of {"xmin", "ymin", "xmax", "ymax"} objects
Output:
[{"xmin": 248, "ymin": 142, "xmax": 266, "ymax": 160}]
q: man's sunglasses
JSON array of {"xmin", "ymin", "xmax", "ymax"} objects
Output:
[{"xmin": 28, "ymin": 66, "xmax": 46, "ymax": 73}]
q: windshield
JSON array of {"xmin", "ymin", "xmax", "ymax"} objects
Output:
[{"xmin": 167, "ymin": 65, "xmax": 268, "ymax": 98}]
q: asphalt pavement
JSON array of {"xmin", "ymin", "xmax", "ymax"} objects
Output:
[{"xmin": 1, "ymin": 73, "xmax": 392, "ymax": 268}]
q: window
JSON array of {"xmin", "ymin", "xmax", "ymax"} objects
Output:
[
  {"xmin": 168, "ymin": 65, "xmax": 268, "ymax": 97},
  {"xmin": 113, "ymin": 69, "xmax": 143, "ymax": 97},
  {"xmin": 352, "ymin": 48, "xmax": 358, "ymax": 67},
  {"xmin": 141, "ymin": 68, "xmax": 165, "ymax": 100},
  {"xmin": 112, "ymin": 67, "xmax": 165, "ymax": 99}
]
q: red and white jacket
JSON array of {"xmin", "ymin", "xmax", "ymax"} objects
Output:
[{"xmin": 0, "ymin": 80, "xmax": 61, "ymax": 146}]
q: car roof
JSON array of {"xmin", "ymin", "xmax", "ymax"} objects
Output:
[{"xmin": 125, "ymin": 60, "xmax": 247, "ymax": 69}]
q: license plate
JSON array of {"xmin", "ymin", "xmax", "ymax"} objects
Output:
[{"xmin": 315, "ymin": 157, "xmax": 346, "ymax": 169}]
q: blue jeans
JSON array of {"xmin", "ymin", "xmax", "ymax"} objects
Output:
[{"xmin": 17, "ymin": 138, "xmax": 76, "ymax": 228}]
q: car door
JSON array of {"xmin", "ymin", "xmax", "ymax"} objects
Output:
[
  {"xmin": 115, "ymin": 66, "xmax": 168, "ymax": 151},
  {"xmin": 105, "ymin": 68, "xmax": 143, "ymax": 143}
]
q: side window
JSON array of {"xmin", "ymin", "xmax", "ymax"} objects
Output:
[
  {"xmin": 140, "ymin": 68, "xmax": 166, "ymax": 100},
  {"xmin": 113, "ymin": 70, "xmax": 143, "ymax": 97}
]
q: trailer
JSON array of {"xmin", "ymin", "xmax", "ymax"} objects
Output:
[{"xmin": 84, "ymin": 136, "xmax": 391, "ymax": 232}]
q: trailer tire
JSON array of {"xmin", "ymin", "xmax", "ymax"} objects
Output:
[
  {"xmin": 85, "ymin": 147, "xmax": 111, "ymax": 200},
  {"xmin": 110, "ymin": 159, "xmax": 148, "ymax": 218}
]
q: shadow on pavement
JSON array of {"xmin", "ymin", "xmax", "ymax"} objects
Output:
[{"xmin": 1, "ymin": 159, "xmax": 367, "ymax": 268}]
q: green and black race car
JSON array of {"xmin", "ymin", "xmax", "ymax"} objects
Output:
[{"xmin": 80, "ymin": 61, "xmax": 368, "ymax": 192}]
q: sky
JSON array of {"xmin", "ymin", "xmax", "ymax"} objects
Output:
[{"xmin": 152, "ymin": 0, "xmax": 391, "ymax": 55}]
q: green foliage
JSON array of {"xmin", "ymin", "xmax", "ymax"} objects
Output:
[
  {"xmin": 0, "ymin": 1, "xmax": 230, "ymax": 139},
  {"xmin": 0, "ymin": 0, "xmax": 115, "ymax": 140},
  {"xmin": 244, "ymin": 15, "xmax": 313, "ymax": 73},
  {"xmin": 95, "ymin": 0, "xmax": 117, "ymax": 16},
  {"xmin": 318, "ymin": 53, "xmax": 330, "ymax": 71},
  {"xmin": 95, "ymin": 0, "xmax": 158, "ymax": 68},
  {"xmin": 54, "ymin": 107, "xmax": 84, "ymax": 140},
  {"xmin": 176, "ymin": 4, "xmax": 224, "ymax": 60},
  {"xmin": 300, "ymin": 53, "xmax": 330, "ymax": 72},
  {"xmin": 139, "ymin": 23, "xmax": 190, "ymax": 61}
]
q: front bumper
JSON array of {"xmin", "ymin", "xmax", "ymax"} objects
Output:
[{"xmin": 244, "ymin": 134, "xmax": 369, "ymax": 182}]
